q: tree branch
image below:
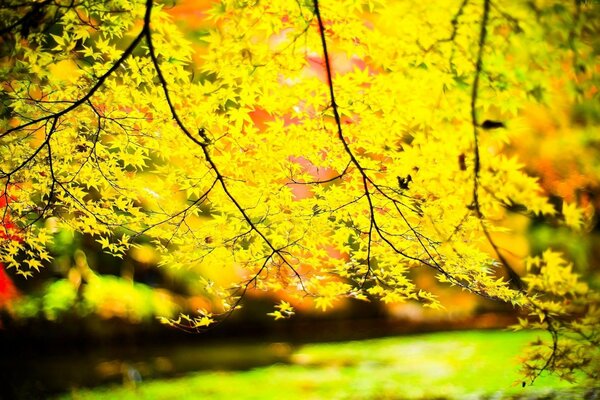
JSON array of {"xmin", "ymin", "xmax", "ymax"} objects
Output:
[{"xmin": 0, "ymin": 1, "xmax": 146, "ymax": 140}]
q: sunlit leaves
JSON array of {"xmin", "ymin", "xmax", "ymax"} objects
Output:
[
  {"xmin": 0, "ymin": 0, "xmax": 590, "ymax": 301},
  {"xmin": 517, "ymin": 250, "xmax": 600, "ymax": 384},
  {"xmin": 267, "ymin": 300, "xmax": 295, "ymax": 320}
]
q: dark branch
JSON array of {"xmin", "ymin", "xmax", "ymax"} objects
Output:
[
  {"xmin": 468, "ymin": 0, "xmax": 524, "ymax": 291},
  {"xmin": 0, "ymin": 0, "xmax": 148, "ymax": 140},
  {"xmin": 312, "ymin": 0, "xmax": 502, "ymax": 302},
  {"xmin": 144, "ymin": 0, "xmax": 306, "ymax": 296}
]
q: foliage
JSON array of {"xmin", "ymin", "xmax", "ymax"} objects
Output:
[
  {"xmin": 1, "ymin": 0, "xmax": 599, "ymax": 384},
  {"xmin": 7, "ymin": 230, "xmax": 181, "ymax": 322},
  {"xmin": 11, "ymin": 272, "xmax": 178, "ymax": 322},
  {"xmin": 515, "ymin": 250, "xmax": 600, "ymax": 384}
]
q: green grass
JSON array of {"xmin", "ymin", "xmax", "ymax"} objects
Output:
[{"xmin": 59, "ymin": 330, "xmax": 584, "ymax": 400}]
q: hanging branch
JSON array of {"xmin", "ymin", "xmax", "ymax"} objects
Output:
[
  {"xmin": 142, "ymin": 0, "xmax": 307, "ymax": 321},
  {"xmin": 468, "ymin": 0, "xmax": 524, "ymax": 291},
  {"xmin": 1, "ymin": 0, "xmax": 307, "ymax": 324},
  {"xmin": 312, "ymin": 0, "xmax": 510, "ymax": 302},
  {"xmin": 469, "ymin": 0, "xmax": 564, "ymax": 385}
]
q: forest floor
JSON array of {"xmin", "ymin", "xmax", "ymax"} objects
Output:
[{"xmin": 50, "ymin": 330, "xmax": 598, "ymax": 400}]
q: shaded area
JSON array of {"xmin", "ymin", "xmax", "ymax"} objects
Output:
[
  {"xmin": 0, "ymin": 306, "xmax": 519, "ymax": 399},
  {"xmin": 47, "ymin": 330, "xmax": 597, "ymax": 400}
]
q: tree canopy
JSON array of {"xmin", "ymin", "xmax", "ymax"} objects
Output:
[{"xmin": 1, "ymin": 0, "xmax": 599, "ymax": 385}]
